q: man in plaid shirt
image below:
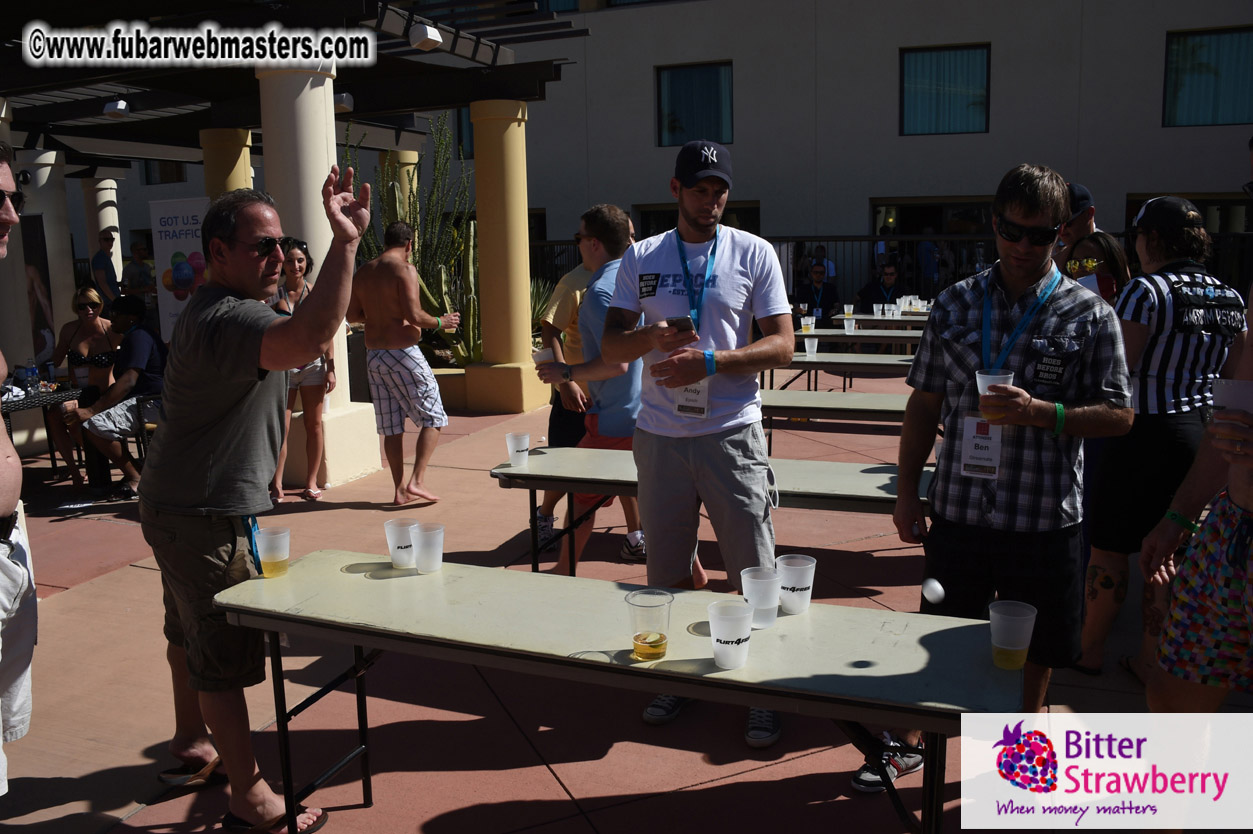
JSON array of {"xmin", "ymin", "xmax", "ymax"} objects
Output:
[{"xmin": 854, "ymin": 164, "xmax": 1133, "ymax": 795}]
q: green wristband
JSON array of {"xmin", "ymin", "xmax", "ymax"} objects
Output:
[
  {"xmin": 1164, "ymin": 509, "xmax": 1199, "ymax": 533},
  {"xmin": 1053, "ymin": 401, "xmax": 1065, "ymax": 436},
  {"xmin": 435, "ymin": 316, "xmax": 442, "ymax": 329}
]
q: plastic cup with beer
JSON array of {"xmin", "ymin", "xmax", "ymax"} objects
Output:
[
  {"xmin": 413, "ymin": 522, "xmax": 445, "ymax": 573},
  {"xmin": 801, "ymin": 315, "xmax": 815, "ymax": 333},
  {"xmin": 255, "ymin": 527, "xmax": 291, "ymax": 578},
  {"xmin": 804, "ymin": 337, "xmax": 818, "ymax": 357},
  {"xmin": 775, "ymin": 554, "xmax": 817, "ymax": 614},
  {"xmin": 707, "ymin": 599, "xmax": 753, "ymax": 669},
  {"xmin": 384, "ymin": 519, "xmax": 421, "ymax": 569},
  {"xmin": 976, "ymin": 370, "xmax": 1014, "ymax": 420},
  {"xmin": 989, "ymin": 600, "xmax": 1037, "ymax": 670},
  {"xmin": 506, "ymin": 432, "xmax": 530, "ymax": 467},
  {"xmin": 740, "ymin": 566, "xmax": 782, "ymax": 629},
  {"xmin": 625, "ymin": 589, "xmax": 673, "ymax": 661},
  {"xmin": 843, "ymin": 304, "xmax": 854, "ymax": 317}
]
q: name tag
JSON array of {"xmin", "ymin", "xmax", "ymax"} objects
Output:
[
  {"xmin": 960, "ymin": 415, "xmax": 1002, "ymax": 480},
  {"xmin": 673, "ymin": 379, "xmax": 710, "ymax": 419}
]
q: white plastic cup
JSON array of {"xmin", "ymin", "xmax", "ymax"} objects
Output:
[
  {"xmin": 532, "ymin": 348, "xmax": 554, "ymax": 365},
  {"xmin": 740, "ymin": 566, "xmax": 782, "ymax": 629},
  {"xmin": 1210, "ymin": 379, "xmax": 1253, "ymax": 438},
  {"xmin": 804, "ymin": 337, "xmax": 818, "ymax": 357},
  {"xmin": 506, "ymin": 432, "xmax": 530, "ymax": 467},
  {"xmin": 989, "ymin": 600, "xmax": 1037, "ymax": 670},
  {"xmin": 976, "ymin": 370, "xmax": 1014, "ymax": 420},
  {"xmin": 255, "ymin": 527, "xmax": 290, "ymax": 578},
  {"xmin": 413, "ymin": 522, "xmax": 445, "ymax": 573},
  {"xmin": 843, "ymin": 304, "xmax": 853, "ymax": 317},
  {"xmin": 384, "ymin": 518, "xmax": 421, "ymax": 569},
  {"xmin": 874, "ymin": 303, "xmax": 885, "ymax": 316},
  {"xmin": 707, "ymin": 599, "xmax": 753, "ymax": 669},
  {"xmin": 800, "ymin": 315, "xmax": 815, "ymax": 333},
  {"xmin": 775, "ymin": 554, "xmax": 817, "ymax": 614},
  {"xmin": 843, "ymin": 318, "xmax": 855, "ymax": 334}
]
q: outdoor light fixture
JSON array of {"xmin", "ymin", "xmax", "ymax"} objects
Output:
[
  {"xmin": 409, "ymin": 23, "xmax": 442, "ymax": 51},
  {"xmin": 102, "ymin": 100, "xmax": 130, "ymax": 119},
  {"xmin": 334, "ymin": 93, "xmax": 354, "ymax": 114}
]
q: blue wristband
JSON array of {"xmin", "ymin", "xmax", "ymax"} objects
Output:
[{"xmin": 704, "ymin": 349, "xmax": 716, "ymax": 377}]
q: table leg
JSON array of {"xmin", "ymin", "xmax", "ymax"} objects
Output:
[
  {"xmin": 566, "ymin": 492, "xmax": 576, "ymax": 577},
  {"xmin": 354, "ymin": 645, "xmax": 373, "ymax": 808},
  {"xmin": 920, "ymin": 731, "xmax": 945, "ymax": 834},
  {"xmin": 267, "ymin": 631, "xmax": 300, "ymax": 834},
  {"xmin": 528, "ymin": 489, "xmax": 539, "ymax": 573}
]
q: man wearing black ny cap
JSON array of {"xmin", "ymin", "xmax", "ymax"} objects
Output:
[{"xmin": 602, "ymin": 140, "xmax": 793, "ymax": 746}]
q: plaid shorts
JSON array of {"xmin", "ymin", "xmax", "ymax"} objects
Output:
[
  {"xmin": 83, "ymin": 395, "xmax": 162, "ymax": 442},
  {"xmin": 366, "ymin": 345, "xmax": 448, "ymax": 435},
  {"xmin": 1160, "ymin": 492, "xmax": 1253, "ymax": 692}
]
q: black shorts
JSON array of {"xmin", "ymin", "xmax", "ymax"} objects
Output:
[
  {"xmin": 921, "ymin": 516, "xmax": 1083, "ymax": 669},
  {"xmin": 1088, "ymin": 411, "xmax": 1203, "ymax": 554},
  {"xmin": 547, "ymin": 389, "xmax": 587, "ymax": 448}
]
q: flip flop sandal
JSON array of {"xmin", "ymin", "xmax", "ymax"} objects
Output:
[
  {"xmin": 301, "ymin": 488, "xmax": 322, "ymax": 502},
  {"xmin": 157, "ymin": 755, "xmax": 222, "ymax": 787},
  {"xmin": 221, "ymin": 806, "xmax": 329, "ymax": 833}
]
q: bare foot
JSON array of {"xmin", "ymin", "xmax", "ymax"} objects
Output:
[
  {"xmin": 229, "ymin": 798, "xmax": 324, "ymax": 833},
  {"xmin": 405, "ymin": 483, "xmax": 442, "ymax": 503},
  {"xmin": 392, "ymin": 489, "xmax": 421, "ymax": 506},
  {"xmin": 543, "ymin": 561, "xmax": 573, "ymax": 576},
  {"xmin": 691, "ymin": 557, "xmax": 709, "ymax": 590},
  {"xmin": 167, "ymin": 737, "xmax": 217, "ymax": 768}
]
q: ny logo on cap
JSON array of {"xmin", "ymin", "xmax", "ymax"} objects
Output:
[{"xmin": 701, "ymin": 146, "xmax": 718, "ymax": 164}]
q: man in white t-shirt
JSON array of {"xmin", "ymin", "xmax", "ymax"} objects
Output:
[{"xmin": 603, "ymin": 140, "xmax": 793, "ymax": 747}]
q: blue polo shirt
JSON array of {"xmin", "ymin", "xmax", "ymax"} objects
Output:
[{"xmin": 579, "ymin": 259, "xmax": 641, "ymax": 437}]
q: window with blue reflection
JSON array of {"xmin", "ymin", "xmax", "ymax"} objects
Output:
[
  {"xmin": 900, "ymin": 45, "xmax": 989, "ymax": 136},
  {"xmin": 1164, "ymin": 28, "xmax": 1253, "ymax": 127},
  {"xmin": 656, "ymin": 62, "xmax": 733, "ymax": 147}
]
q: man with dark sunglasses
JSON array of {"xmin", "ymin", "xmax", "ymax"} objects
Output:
[
  {"xmin": 856, "ymin": 164, "xmax": 1133, "ymax": 797},
  {"xmin": 135, "ymin": 167, "xmax": 368, "ymax": 834},
  {"xmin": 0, "ymin": 140, "xmax": 37, "ymax": 799}
]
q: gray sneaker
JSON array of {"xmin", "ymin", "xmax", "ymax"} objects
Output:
[
  {"xmin": 535, "ymin": 509, "xmax": 557, "ymax": 552},
  {"xmin": 850, "ymin": 731, "xmax": 924, "ymax": 793},
  {"xmin": 620, "ymin": 532, "xmax": 646, "ymax": 563}
]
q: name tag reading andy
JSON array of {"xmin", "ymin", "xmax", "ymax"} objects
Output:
[
  {"xmin": 673, "ymin": 379, "xmax": 710, "ymax": 418},
  {"xmin": 960, "ymin": 415, "xmax": 1002, "ymax": 479}
]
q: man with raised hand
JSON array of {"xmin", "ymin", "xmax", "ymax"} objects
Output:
[
  {"xmin": 602, "ymin": 140, "xmax": 793, "ymax": 747},
  {"xmin": 138, "ymin": 166, "xmax": 369, "ymax": 834}
]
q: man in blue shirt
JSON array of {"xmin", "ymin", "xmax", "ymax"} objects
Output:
[
  {"xmin": 69, "ymin": 294, "xmax": 166, "ymax": 497},
  {"xmin": 91, "ymin": 230, "xmax": 121, "ymax": 310},
  {"xmin": 537, "ymin": 204, "xmax": 644, "ymax": 574}
]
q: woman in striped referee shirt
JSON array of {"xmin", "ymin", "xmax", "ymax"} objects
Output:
[{"xmin": 1078, "ymin": 197, "xmax": 1247, "ymax": 681}]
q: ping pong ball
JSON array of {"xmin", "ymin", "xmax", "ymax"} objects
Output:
[{"xmin": 921, "ymin": 578, "xmax": 945, "ymax": 604}]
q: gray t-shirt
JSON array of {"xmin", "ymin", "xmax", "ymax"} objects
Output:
[{"xmin": 139, "ymin": 284, "xmax": 284, "ymax": 515}]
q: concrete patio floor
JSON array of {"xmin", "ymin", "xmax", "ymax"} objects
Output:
[{"xmin": 1, "ymin": 369, "xmax": 1239, "ymax": 834}]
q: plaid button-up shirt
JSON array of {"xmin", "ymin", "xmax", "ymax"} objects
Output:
[{"xmin": 909, "ymin": 265, "xmax": 1132, "ymax": 533}]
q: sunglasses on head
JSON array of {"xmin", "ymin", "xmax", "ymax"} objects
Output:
[
  {"xmin": 1, "ymin": 189, "xmax": 26, "ymax": 215},
  {"xmin": 231, "ymin": 235, "xmax": 301, "ymax": 257},
  {"xmin": 76, "ymin": 302, "xmax": 101, "ymax": 311},
  {"xmin": 995, "ymin": 215, "xmax": 1061, "ymax": 247},
  {"xmin": 1066, "ymin": 258, "xmax": 1103, "ymax": 277}
]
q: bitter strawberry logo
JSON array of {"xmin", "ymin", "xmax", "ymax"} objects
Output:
[{"xmin": 994, "ymin": 721, "xmax": 1058, "ymax": 793}]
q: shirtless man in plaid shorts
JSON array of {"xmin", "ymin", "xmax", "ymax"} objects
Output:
[{"xmin": 348, "ymin": 221, "xmax": 459, "ymax": 505}]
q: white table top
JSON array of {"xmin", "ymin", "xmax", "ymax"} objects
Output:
[
  {"xmin": 760, "ymin": 389, "xmax": 909, "ymax": 417},
  {"xmin": 787, "ymin": 352, "xmax": 914, "ymax": 373},
  {"xmin": 215, "ymin": 550, "xmax": 1020, "ymax": 732}
]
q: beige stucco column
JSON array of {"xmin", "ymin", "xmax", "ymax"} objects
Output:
[
  {"xmin": 377, "ymin": 149, "xmax": 420, "ymax": 210},
  {"xmin": 20, "ymin": 150, "xmax": 76, "ymax": 340},
  {"xmin": 199, "ymin": 128, "xmax": 253, "ymax": 199},
  {"xmin": 81, "ymin": 178, "xmax": 123, "ymax": 290},
  {"xmin": 256, "ymin": 62, "xmax": 378, "ymax": 488},
  {"xmin": 465, "ymin": 99, "xmax": 548, "ymax": 412}
]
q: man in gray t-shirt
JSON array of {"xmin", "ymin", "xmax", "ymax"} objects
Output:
[{"xmin": 137, "ymin": 168, "xmax": 369, "ymax": 834}]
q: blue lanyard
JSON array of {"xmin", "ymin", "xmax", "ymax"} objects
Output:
[
  {"xmin": 811, "ymin": 283, "xmax": 824, "ymax": 311},
  {"xmin": 675, "ymin": 227, "xmax": 719, "ymax": 332},
  {"xmin": 982, "ymin": 267, "xmax": 1062, "ymax": 371},
  {"xmin": 880, "ymin": 284, "xmax": 893, "ymax": 301}
]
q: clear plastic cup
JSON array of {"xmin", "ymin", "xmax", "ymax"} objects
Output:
[
  {"xmin": 800, "ymin": 316, "xmax": 815, "ymax": 333},
  {"xmin": 804, "ymin": 337, "xmax": 818, "ymax": 357},
  {"xmin": 976, "ymin": 370, "xmax": 1014, "ymax": 420},
  {"xmin": 532, "ymin": 348, "xmax": 554, "ymax": 365},
  {"xmin": 775, "ymin": 554, "xmax": 817, "ymax": 614},
  {"xmin": 740, "ymin": 566, "xmax": 782, "ymax": 629},
  {"xmin": 255, "ymin": 527, "xmax": 291, "ymax": 578},
  {"xmin": 626, "ymin": 589, "xmax": 673, "ymax": 661},
  {"xmin": 413, "ymin": 522, "xmax": 445, "ymax": 573},
  {"xmin": 707, "ymin": 599, "xmax": 753, "ymax": 669},
  {"xmin": 843, "ymin": 304, "xmax": 853, "ymax": 317},
  {"xmin": 843, "ymin": 318, "xmax": 855, "ymax": 334},
  {"xmin": 384, "ymin": 518, "xmax": 421, "ymax": 569},
  {"xmin": 989, "ymin": 600, "xmax": 1037, "ymax": 670},
  {"xmin": 506, "ymin": 432, "xmax": 530, "ymax": 467},
  {"xmin": 874, "ymin": 303, "xmax": 885, "ymax": 316}
]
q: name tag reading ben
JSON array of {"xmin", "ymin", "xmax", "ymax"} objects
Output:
[
  {"xmin": 960, "ymin": 415, "xmax": 1002, "ymax": 479},
  {"xmin": 674, "ymin": 379, "xmax": 710, "ymax": 418}
]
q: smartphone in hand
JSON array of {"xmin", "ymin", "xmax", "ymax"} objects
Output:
[{"xmin": 666, "ymin": 315, "xmax": 695, "ymax": 332}]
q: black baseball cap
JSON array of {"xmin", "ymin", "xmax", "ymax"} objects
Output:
[
  {"xmin": 1067, "ymin": 183, "xmax": 1093, "ymax": 221},
  {"xmin": 1133, "ymin": 196, "xmax": 1204, "ymax": 232},
  {"xmin": 674, "ymin": 140, "xmax": 732, "ymax": 189}
]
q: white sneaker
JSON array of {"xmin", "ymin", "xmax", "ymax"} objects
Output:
[
  {"xmin": 535, "ymin": 509, "xmax": 557, "ymax": 552},
  {"xmin": 620, "ymin": 530, "xmax": 646, "ymax": 563}
]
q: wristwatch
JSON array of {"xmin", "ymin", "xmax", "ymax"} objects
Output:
[{"xmin": 561, "ymin": 364, "xmax": 573, "ymax": 382}]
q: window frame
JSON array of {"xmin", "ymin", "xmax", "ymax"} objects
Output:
[
  {"xmin": 898, "ymin": 43, "xmax": 991, "ymax": 137},
  {"xmin": 654, "ymin": 60, "xmax": 734, "ymax": 148},
  {"xmin": 1161, "ymin": 26, "xmax": 1253, "ymax": 128}
]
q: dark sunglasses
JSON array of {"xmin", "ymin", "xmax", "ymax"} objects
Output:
[
  {"xmin": 231, "ymin": 235, "xmax": 301, "ymax": 257},
  {"xmin": 995, "ymin": 215, "xmax": 1061, "ymax": 247},
  {"xmin": 1, "ymin": 189, "xmax": 25, "ymax": 215},
  {"xmin": 76, "ymin": 302, "xmax": 101, "ymax": 311}
]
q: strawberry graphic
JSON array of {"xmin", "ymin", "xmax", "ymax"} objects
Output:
[{"xmin": 993, "ymin": 721, "xmax": 1058, "ymax": 793}]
